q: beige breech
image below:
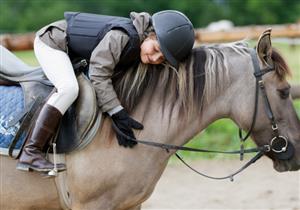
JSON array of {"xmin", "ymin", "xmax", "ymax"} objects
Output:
[{"xmin": 34, "ymin": 37, "xmax": 79, "ymax": 114}]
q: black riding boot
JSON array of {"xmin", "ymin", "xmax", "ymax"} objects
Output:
[{"xmin": 17, "ymin": 104, "xmax": 66, "ymax": 172}]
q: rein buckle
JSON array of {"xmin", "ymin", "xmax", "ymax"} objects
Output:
[{"xmin": 272, "ymin": 124, "xmax": 278, "ymax": 131}]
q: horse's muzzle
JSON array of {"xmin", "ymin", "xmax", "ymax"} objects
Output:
[{"xmin": 273, "ymin": 142, "xmax": 300, "ymax": 172}]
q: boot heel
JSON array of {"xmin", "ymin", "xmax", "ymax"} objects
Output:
[{"xmin": 16, "ymin": 163, "xmax": 31, "ymax": 171}]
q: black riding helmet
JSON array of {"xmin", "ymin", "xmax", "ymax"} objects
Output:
[{"xmin": 151, "ymin": 10, "xmax": 195, "ymax": 68}]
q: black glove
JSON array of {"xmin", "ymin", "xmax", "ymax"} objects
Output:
[{"xmin": 111, "ymin": 109, "xmax": 144, "ymax": 148}]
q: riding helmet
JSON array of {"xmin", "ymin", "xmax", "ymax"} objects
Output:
[{"xmin": 151, "ymin": 10, "xmax": 195, "ymax": 68}]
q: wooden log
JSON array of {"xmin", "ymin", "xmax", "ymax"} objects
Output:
[
  {"xmin": 195, "ymin": 22, "xmax": 300, "ymax": 43},
  {"xmin": 0, "ymin": 32, "xmax": 35, "ymax": 51}
]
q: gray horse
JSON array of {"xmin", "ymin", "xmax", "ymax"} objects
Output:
[{"xmin": 1, "ymin": 29, "xmax": 299, "ymax": 210}]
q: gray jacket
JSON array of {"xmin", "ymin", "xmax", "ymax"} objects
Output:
[{"xmin": 36, "ymin": 12, "xmax": 151, "ymax": 112}]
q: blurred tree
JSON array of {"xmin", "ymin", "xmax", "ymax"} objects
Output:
[
  {"xmin": 0, "ymin": 0, "xmax": 81, "ymax": 33},
  {"xmin": 224, "ymin": 0, "xmax": 300, "ymax": 25},
  {"xmin": 0, "ymin": 0, "xmax": 299, "ymax": 33}
]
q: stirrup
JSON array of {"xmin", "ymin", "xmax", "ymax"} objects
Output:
[{"xmin": 47, "ymin": 143, "xmax": 65, "ymax": 177}]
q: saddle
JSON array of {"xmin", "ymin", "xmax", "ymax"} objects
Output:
[{"xmin": 0, "ymin": 46, "xmax": 102, "ymax": 155}]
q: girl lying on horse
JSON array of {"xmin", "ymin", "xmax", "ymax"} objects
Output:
[{"xmin": 17, "ymin": 10, "xmax": 195, "ymax": 173}]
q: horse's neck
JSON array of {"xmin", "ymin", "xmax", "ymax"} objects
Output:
[
  {"xmin": 132, "ymin": 92, "xmax": 230, "ymax": 148},
  {"xmin": 133, "ymin": 58, "xmax": 251, "ymax": 147}
]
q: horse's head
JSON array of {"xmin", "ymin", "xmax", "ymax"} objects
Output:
[{"xmin": 234, "ymin": 29, "xmax": 300, "ymax": 172}]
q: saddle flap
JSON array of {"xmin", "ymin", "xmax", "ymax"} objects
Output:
[
  {"xmin": 1, "ymin": 73, "xmax": 101, "ymax": 155},
  {"xmin": 56, "ymin": 73, "xmax": 100, "ymax": 153}
]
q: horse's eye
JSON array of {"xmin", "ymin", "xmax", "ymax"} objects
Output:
[{"xmin": 277, "ymin": 87, "xmax": 290, "ymax": 99}]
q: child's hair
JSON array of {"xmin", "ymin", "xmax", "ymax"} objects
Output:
[
  {"xmin": 147, "ymin": 32, "xmax": 156, "ymax": 40},
  {"xmin": 143, "ymin": 25, "xmax": 155, "ymax": 39}
]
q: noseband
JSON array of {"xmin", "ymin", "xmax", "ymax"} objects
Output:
[{"xmin": 112, "ymin": 49, "xmax": 294, "ymax": 181}]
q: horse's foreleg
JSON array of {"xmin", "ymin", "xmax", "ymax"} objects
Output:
[
  {"xmin": 127, "ymin": 205, "xmax": 141, "ymax": 210},
  {"xmin": 71, "ymin": 203, "xmax": 140, "ymax": 210}
]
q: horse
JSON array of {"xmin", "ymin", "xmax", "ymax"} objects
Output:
[
  {"xmin": 1, "ymin": 29, "xmax": 299, "ymax": 210},
  {"xmin": 291, "ymin": 85, "xmax": 300, "ymax": 99}
]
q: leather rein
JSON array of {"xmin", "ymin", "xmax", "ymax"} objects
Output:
[{"xmin": 112, "ymin": 49, "xmax": 293, "ymax": 181}]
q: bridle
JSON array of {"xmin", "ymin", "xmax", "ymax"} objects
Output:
[
  {"xmin": 240, "ymin": 49, "xmax": 294, "ymax": 161},
  {"xmin": 112, "ymin": 48, "xmax": 294, "ymax": 181}
]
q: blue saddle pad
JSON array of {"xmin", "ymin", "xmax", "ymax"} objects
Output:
[{"xmin": 0, "ymin": 85, "xmax": 25, "ymax": 149}]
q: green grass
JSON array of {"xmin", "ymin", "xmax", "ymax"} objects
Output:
[
  {"xmin": 13, "ymin": 50, "xmax": 39, "ymax": 66},
  {"xmin": 13, "ymin": 43, "xmax": 300, "ymax": 161},
  {"xmin": 296, "ymin": 100, "xmax": 300, "ymax": 116}
]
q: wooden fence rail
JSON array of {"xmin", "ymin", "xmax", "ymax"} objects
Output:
[
  {"xmin": 195, "ymin": 22, "xmax": 300, "ymax": 43},
  {"xmin": 0, "ymin": 32, "xmax": 35, "ymax": 51},
  {"xmin": 1, "ymin": 22, "xmax": 300, "ymax": 51}
]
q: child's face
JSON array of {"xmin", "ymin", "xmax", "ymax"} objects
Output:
[{"xmin": 140, "ymin": 37, "xmax": 165, "ymax": 65}]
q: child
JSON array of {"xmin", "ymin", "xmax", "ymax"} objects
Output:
[{"xmin": 17, "ymin": 10, "xmax": 195, "ymax": 173}]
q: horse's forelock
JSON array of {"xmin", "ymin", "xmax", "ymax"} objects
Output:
[{"xmin": 271, "ymin": 48, "xmax": 292, "ymax": 81}]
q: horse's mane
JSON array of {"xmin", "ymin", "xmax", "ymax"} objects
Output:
[
  {"xmin": 112, "ymin": 51, "xmax": 205, "ymax": 119},
  {"xmin": 112, "ymin": 41, "xmax": 291, "ymax": 119}
]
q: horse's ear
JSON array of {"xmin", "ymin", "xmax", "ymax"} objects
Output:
[{"xmin": 256, "ymin": 28, "xmax": 273, "ymax": 67}]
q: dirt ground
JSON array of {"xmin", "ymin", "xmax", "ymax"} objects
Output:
[{"xmin": 142, "ymin": 157, "xmax": 300, "ymax": 210}]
